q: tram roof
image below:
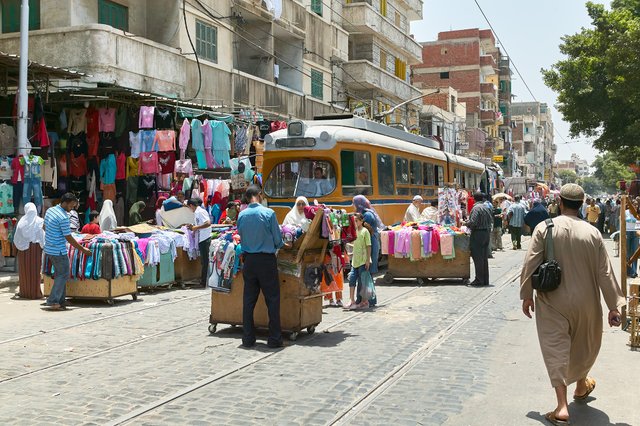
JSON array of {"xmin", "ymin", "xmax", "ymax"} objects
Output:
[{"xmin": 445, "ymin": 152, "xmax": 486, "ymax": 172}]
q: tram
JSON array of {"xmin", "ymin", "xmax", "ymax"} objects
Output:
[{"xmin": 262, "ymin": 115, "xmax": 487, "ymax": 225}]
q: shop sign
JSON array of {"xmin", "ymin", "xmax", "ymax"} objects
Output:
[{"xmin": 492, "ymin": 155, "xmax": 504, "ymax": 163}]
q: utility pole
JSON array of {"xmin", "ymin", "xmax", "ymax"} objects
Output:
[{"xmin": 17, "ymin": 0, "xmax": 30, "ymax": 154}]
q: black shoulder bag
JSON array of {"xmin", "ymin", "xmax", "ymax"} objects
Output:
[{"xmin": 531, "ymin": 219, "xmax": 562, "ymax": 292}]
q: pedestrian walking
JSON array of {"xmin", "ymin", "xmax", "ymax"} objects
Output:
[
  {"xmin": 465, "ymin": 192, "xmax": 493, "ymax": 286},
  {"xmin": 520, "ymin": 183, "xmax": 624, "ymax": 426},
  {"xmin": 625, "ymin": 205, "xmax": 639, "ymax": 278},
  {"xmin": 345, "ymin": 213, "xmax": 372, "ymax": 310},
  {"xmin": 548, "ymin": 199, "xmax": 559, "ymax": 218},
  {"xmin": 586, "ymin": 199, "xmax": 600, "ymax": 227},
  {"xmin": 14, "ymin": 202, "xmax": 45, "ymax": 299},
  {"xmin": 507, "ymin": 196, "xmax": 526, "ymax": 249},
  {"xmin": 610, "ymin": 199, "xmax": 621, "ymax": 232},
  {"xmin": 524, "ymin": 200, "xmax": 550, "ymax": 231},
  {"xmin": 491, "ymin": 199, "xmax": 504, "ymax": 252},
  {"xmin": 44, "ymin": 193, "xmax": 92, "ymax": 311},
  {"xmin": 186, "ymin": 198, "xmax": 212, "ymax": 287},
  {"xmin": 237, "ymin": 185, "xmax": 284, "ymax": 348}
]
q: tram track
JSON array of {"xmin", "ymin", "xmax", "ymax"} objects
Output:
[
  {"xmin": 107, "ymin": 245, "xmax": 527, "ymax": 426},
  {"xmin": 0, "ymin": 292, "xmax": 210, "ymax": 346}
]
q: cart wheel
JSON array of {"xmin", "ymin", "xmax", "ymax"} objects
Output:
[
  {"xmin": 289, "ymin": 331, "xmax": 299, "ymax": 341},
  {"xmin": 132, "ymin": 293, "xmax": 138, "ymax": 301},
  {"xmin": 181, "ymin": 283, "xmax": 186, "ymax": 289},
  {"xmin": 307, "ymin": 326, "xmax": 316, "ymax": 335},
  {"xmin": 106, "ymin": 299, "xmax": 115, "ymax": 306},
  {"xmin": 417, "ymin": 277, "xmax": 426, "ymax": 286},
  {"xmin": 382, "ymin": 273, "xmax": 394, "ymax": 285},
  {"xmin": 230, "ymin": 324, "xmax": 238, "ymax": 328},
  {"xmin": 208, "ymin": 324, "xmax": 217, "ymax": 334}
]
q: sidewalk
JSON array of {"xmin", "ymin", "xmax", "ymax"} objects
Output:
[{"xmin": 0, "ymin": 271, "xmax": 18, "ymax": 289}]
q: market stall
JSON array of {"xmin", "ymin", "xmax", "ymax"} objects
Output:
[
  {"xmin": 209, "ymin": 211, "xmax": 327, "ymax": 340},
  {"xmin": 382, "ymin": 188, "xmax": 471, "ymax": 285},
  {"xmin": 43, "ymin": 235, "xmax": 144, "ymax": 305}
]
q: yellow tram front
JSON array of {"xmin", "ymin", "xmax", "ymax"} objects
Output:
[{"xmin": 262, "ymin": 118, "xmax": 465, "ymax": 225}]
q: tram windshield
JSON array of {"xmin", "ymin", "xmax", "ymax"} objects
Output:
[{"xmin": 264, "ymin": 160, "xmax": 336, "ymax": 198}]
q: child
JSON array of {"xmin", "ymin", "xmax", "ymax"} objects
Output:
[
  {"xmin": 345, "ymin": 213, "xmax": 371, "ymax": 310},
  {"xmin": 81, "ymin": 211, "xmax": 101, "ymax": 235}
]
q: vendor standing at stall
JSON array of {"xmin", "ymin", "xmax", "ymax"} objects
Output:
[
  {"xmin": 420, "ymin": 201, "xmax": 438, "ymax": 222},
  {"xmin": 237, "ymin": 185, "xmax": 284, "ymax": 348},
  {"xmin": 186, "ymin": 198, "xmax": 212, "ymax": 287},
  {"xmin": 465, "ymin": 192, "xmax": 493, "ymax": 286},
  {"xmin": 404, "ymin": 195, "xmax": 423, "ymax": 222},
  {"xmin": 44, "ymin": 193, "xmax": 92, "ymax": 311}
]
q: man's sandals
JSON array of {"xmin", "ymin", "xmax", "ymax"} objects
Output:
[
  {"xmin": 573, "ymin": 377, "xmax": 596, "ymax": 401},
  {"xmin": 544, "ymin": 411, "xmax": 570, "ymax": 425}
]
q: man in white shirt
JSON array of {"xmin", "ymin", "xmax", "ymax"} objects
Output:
[
  {"xmin": 404, "ymin": 195, "xmax": 423, "ymax": 222},
  {"xmin": 187, "ymin": 198, "xmax": 212, "ymax": 287}
]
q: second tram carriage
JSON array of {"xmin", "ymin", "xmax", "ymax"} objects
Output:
[{"xmin": 262, "ymin": 116, "xmax": 487, "ymax": 225}]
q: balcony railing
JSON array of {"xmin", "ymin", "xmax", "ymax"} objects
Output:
[
  {"xmin": 480, "ymin": 109, "xmax": 496, "ymax": 123},
  {"xmin": 341, "ymin": 60, "xmax": 422, "ymax": 101},
  {"xmin": 480, "ymin": 83, "xmax": 497, "ymax": 99},
  {"xmin": 480, "ymin": 55, "xmax": 497, "ymax": 73}
]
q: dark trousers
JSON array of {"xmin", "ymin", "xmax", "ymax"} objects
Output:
[
  {"xmin": 470, "ymin": 229, "xmax": 490, "ymax": 286},
  {"xmin": 242, "ymin": 253, "xmax": 282, "ymax": 346},
  {"xmin": 509, "ymin": 225, "xmax": 522, "ymax": 249},
  {"xmin": 199, "ymin": 238, "xmax": 211, "ymax": 286}
]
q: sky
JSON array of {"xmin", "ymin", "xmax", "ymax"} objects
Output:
[{"xmin": 410, "ymin": 0, "xmax": 611, "ymax": 165}]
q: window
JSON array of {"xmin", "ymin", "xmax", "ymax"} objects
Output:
[
  {"xmin": 423, "ymin": 162, "xmax": 435, "ymax": 186},
  {"xmin": 410, "ymin": 160, "xmax": 422, "ymax": 186},
  {"xmin": 195, "ymin": 20, "xmax": 218, "ymax": 63},
  {"xmin": 311, "ymin": 69, "xmax": 323, "ymax": 100},
  {"xmin": 394, "ymin": 11, "xmax": 401, "ymax": 27},
  {"xmin": 311, "ymin": 0, "xmax": 322, "ymax": 16},
  {"xmin": 380, "ymin": 0, "xmax": 387, "ymax": 17},
  {"xmin": 435, "ymin": 165, "xmax": 445, "ymax": 185},
  {"xmin": 341, "ymin": 150, "xmax": 371, "ymax": 196},
  {"xmin": 377, "ymin": 154, "xmax": 394, "ymax": 195},
  {"xmin": 524, "ymin": 126, "xmax": 529, "ymax": 134},
  {"xmin": 394, "ymin": 58, "xmax": 406, "ymax": 79},
  {"xmin": 263, "ymin": 160, "xmax": 336, "ymax": 198},
  {"xmin": 2, "ymin": 0, "xmax": 39, "ymax": 33},
  {"xmin": 499, "ymin": 80, "xmax": 506, "ymax": 92},
  {"xmin": 440, "ymin": 71, "xmax": 449, "ymax": 79},
  {"xmin": 98, "ymin": 0, "xmax": 128, "ymax": 32},
  {"xmin": 455, "ymin": 169, "xmax": 462, "ymax": 186},
  {"xmin": 380, "ymin": 50, "xmax": 387, "ymax": 70},
  {"xmin": 395, "ymin": 157, "xmax": 409, "ymax": 195}
]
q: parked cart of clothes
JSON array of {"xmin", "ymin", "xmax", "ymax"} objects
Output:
[{"xmin": 380, "ymin": 223, "xmax": 470, "ymax": 261}]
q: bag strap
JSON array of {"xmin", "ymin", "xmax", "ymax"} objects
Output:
[{"xmin": 544, "ymin": 218, "xmax": 554, "ymax": 261}]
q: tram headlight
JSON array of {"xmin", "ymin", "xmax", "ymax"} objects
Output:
[{"xmin": 288, "ymin": 121, "xmax": 304, "ymax": 137}]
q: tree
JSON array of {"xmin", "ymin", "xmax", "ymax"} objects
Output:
[
  {"xmin": 591, "ymin": 152, "xmax": 635, "ymax": 190},
  {"xmin": 542, "ymin": 1, "xmax": 640, "ymax": 164},
  {"xmin": 578, "ymin": 176, "xmax": 605, "ymax": 195},
  {"xmin": 558, "ymin": 169, "xmax": 578, "ymax": 185}
]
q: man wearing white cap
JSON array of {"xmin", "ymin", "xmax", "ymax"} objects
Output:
[
  {"xmin": 520, "ymin": 183, "xmax": 624, "ymax": 425},
  {"xmin": 404, "ymin": 195, "xmax": 423, "ymax": 222}
]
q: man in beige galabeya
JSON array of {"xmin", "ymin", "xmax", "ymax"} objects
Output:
[{"xmin": 520, "ymin": 183, "xmax": 624, "ymax": 426}]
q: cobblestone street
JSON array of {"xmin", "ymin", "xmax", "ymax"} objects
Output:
[{"xmin": 1, "ymin": 235, "xmax": 636, "ymax": 426}]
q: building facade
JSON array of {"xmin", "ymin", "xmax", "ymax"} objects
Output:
[
  {"xmin": 417, "ymin": 86, "xmax": 466, "ymax": 154},
  {"xmin": 0, "ymin": 0, "xmax": 427, "ymax": 126},
  {"xmin": 411, "ymin": 28, "xmax": 502, "ymax": 161},
  {"xmin": 511, "ymin": 101, "xmax": 555, "ymax": 182}
]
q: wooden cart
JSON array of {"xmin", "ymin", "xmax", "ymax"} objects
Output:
[
  {"xmin": 382, "ymin": 238, "xmax": 471, "ymax": 285},
  {"xmin": 137, "ymin": 252, "xmax": 176, "ymax": 291},
  {"xmin": 209, "ymin": 211, "xmax": 327, "ymax": 341},
  {"xmin": 174, "ymin": 249, "xmax": 202, "ymax": 285},
  {"xmin": 43, "ymin": 275, "xmax": 138, "ymax": 305}
]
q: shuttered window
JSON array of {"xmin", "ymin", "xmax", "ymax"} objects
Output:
[
  {"xmin": 195, "ymin": 20, "xmax": 218, "ymax": 63},
  {"xmin": 1, "ymin": 0, "xmax": 39, "ymax": 33},
  {"xmin": 98, "ymin": 0, "xmax": 128, "ymax": 32},
  {"xmin": 311, "ymin": 69, "xmax": 323, "ymax": 100},
  {"xmin": 311, "ymin": 0, "xmax": 322, "ymax": 16}
]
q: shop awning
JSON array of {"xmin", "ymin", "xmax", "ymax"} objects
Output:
[{"xmin": 0, "ymin": 50, "xmax": 85, "ymax": 84}]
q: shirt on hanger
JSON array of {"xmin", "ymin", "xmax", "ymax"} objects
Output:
[
  {"xmin": 100, "ymin": 154, "xmax": 117, "ymax": 185},
  {"xmin": 21, "ymin": 155, "xmax": 45, "ymax": 180},
  {"xmin": 0, "ymin": 156, "xmax": 12, "ymax": 181},
  {"xmin": 100, "ymin": 132, "xmax": 116, "ymax": 151},
  {"xmin": 11, "ymin": 155, "xmax": 24, "ymax": 183},
  {"xmin": 126, "ymin": 157, "xmax": 140, "ymax": 178},
  {"xmin": 139, "ymin": 106, "xmax": 155, "ymax": 129},
  {"xmin": 211, "ymin": 120, "xmax": 231, "ymax": 151},
  {"xmin": 179, "ymin": 119, "xmax": 190, "ymax": 152},
  {"xmin": 129, "ymin": 131, "xmax": 142, "ymax": 158},
  {"xmin": 99, "ymin": 108, "xmax": 117, "ymax": 132},
  {"xmin": 69, "ymin": 133, "xmax": 88, "ymax": 156},
  {"xmin": 191, "ymin": 119, "xmax": 204, "ymax": 150},
  {"xmin": 154, "ymin": 107, "xmax": 174, "ymax": 129},
  {"xmin": 115, "ymin": 152, "xmax": 126, "ymax": 180},
  {"xmin": 69, "ymin": 154, "xmax": 87, "ymax": 178},
  {"xmin": 140, "ymin": 130, "xmax": 157, "ymax": 152},
  {"xmin": 67, "ymin": 109, "xmax": 87, "ymax": 135},
  {"xmin": 158, "ymin": 151, "xmax": 176, "ymax": 174},
  {"xmin": 115, "ymin": 107, "xmax": 128, "ymax": 137},
  {"xmin": 0, "ymin": 124, "xmax": 16, "ymax": 156},
  {"xmin": 0, "ymin": 182, "xmax": 14, "ymax": 214},
  {"xmin": 138, "ymin": 175, "xmax": 158, "ymax": 197},
  {"xmin": 256, "ymin": 119, "xmax": 272, "ymax": 139},
  {"xmin": 154, "ymin": 130, "xmax": 176, "ymax": 151}
]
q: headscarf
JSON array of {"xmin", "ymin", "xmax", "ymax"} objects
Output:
[
  {"xmin": 524, "ymin": 201, "xmax": 550, "ymax": 231},
  {"xmin": 14, "ymin": 203, "xmax": 44, "ymax": 251},
  {"xmin": 129, "ymin": 201, "xmax": 146, "ymax": 225},
  {"xmin": 98, "ymin": 199, "xmax": 118, "ymax": 231},
  {"xmin": 283, "ymin": 196, "xmax": 309, "ymax": 226},
  {"xmin": 353, "ymin": 195, "xmax": 383, "ymax": 231},
  {"xmin": 155, "ymin": 196, "xmax": 167, "ymax": 211}
]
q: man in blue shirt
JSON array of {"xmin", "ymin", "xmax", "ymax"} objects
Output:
[
  {"xmin": 508, "ymin": 195, "xmax": 527, "ymax": 250},
  {"xmin": 44, "ymin": 193, "xmax": 92, "ymax": 310},
  {"xmin": 237, "ymin": 185, "xmax": 284, "ymax": 348}
]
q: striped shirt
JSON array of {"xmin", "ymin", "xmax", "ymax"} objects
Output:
[
  {"xmin": 508, "ymin": 203, "xmax": 526, "ymax": 227},
  {"xmin": 44, "ymin": 205, "xmax": 71, "ymax": 256},
  {"xmin": 467, "ymin": 203, "xmax": 493, "ymax": 230}
]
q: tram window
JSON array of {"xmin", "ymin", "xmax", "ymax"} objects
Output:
[
  {"xmin": 423, "ymin": 162, "xmax": 435, "ymax": 186},
  {"xmin": 455, "ymin": 169, "xmax": 462, "ymax": 186},
  {"xmin": 435, "ymin": 165, "xmax": 445, "ymax": 185},
  {"xmin": 396, "ymin": 187, "xmax": 410, "ymax": 195},
  {"xmin": 377, "ymin": 154, "xmax": 394, "ymax": 195},
  {"xmin": 395, "ymin": 157, "xmax": 408, "ymax": 184},
  {"xmin": 410, "ymin": 160, "xmax": 422, "ymax": 186},
  {"xmin": 263, "ymin": 160, "xmax": 336, "ymax": 198},
  {"xmin": 341, "ymin": 150, "xmax": 372, "ymax": 196}
]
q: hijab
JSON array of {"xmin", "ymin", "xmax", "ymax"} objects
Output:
[
  {"xmin": 524, "ymin": 201, "xmax": 550, "ymax": 230},
  {"xmin": 353, "ymin": 195, "xmax": 383, "ymax": 231},
  {"xmin": 129, "ymin": 201, "xmax": 146, "ymax": 225},
  {"xmin": 14, "ymin": 203, "xmax": 44, "ymax": 251},
  {"xmin": 283, "ymin": 196, "xmax": 309, "ymax": 226},
  {"xmin": 155, "ymin": 196, "xmax": 167, "ymax": 211},
  {"xmin": 98, "ymin": 199, "xmax": 118, "ymax": 231}
]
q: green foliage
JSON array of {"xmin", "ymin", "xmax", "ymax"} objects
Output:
[
  {"xmin": 577, "ymin": 176, "xmax": 606, "ymax": 195},
  {"xmin": 558, "ymin": 169, "xmax": 579, "ymax": 185},
  {"xmin": 591, "ymin": 151, "xmax": 635, "ymax": 190},
  {"xmin": 542, "ymin": 1, "xmax": 640, "ymax": 163}
]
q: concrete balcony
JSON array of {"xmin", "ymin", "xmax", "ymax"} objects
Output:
[
  {"xmin": 480, "ymin": 55, "xmax": 497, "ymax": 74},
  {"xmin": 232, "ymin": 0, "xmax": 306, "ymax": 38},
  {"xmin": 480, "ymin": 109, "xmax": 497, "ymax": 123},
  {"xmin": 480, "ymin": 83, "xmax": 497, "ymax": 100},
  {"xmin": 343, "ymin": 2, "xmax": 422, "ymax": 63},
  {"xmin": 396, "ymin": 0, "xmax": 424, "ymax": 20},
  {"xmin": 523, "ymin": 133, "xmax": 534, "ymax": 142},
  {"xmin": 341, "ymin": 60, "xmax": 422, "ymax": 102}
]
